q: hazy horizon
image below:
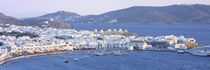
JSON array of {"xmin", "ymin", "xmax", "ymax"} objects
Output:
[{"xmin": 1, "ymin": 0, "xmax": 210, "ymax": 18}]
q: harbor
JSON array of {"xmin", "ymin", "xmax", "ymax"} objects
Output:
[{"xmin": 1, "ymin": 51, "xmax": 210, "ymax": 70}]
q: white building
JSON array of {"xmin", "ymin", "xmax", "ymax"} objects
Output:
[{"xmin": 129, "ymin": 40, "xmax": 148, "ymax": 50}]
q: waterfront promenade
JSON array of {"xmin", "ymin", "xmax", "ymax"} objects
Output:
[{"xmin": 0, "ymin": 51, "xmax": 66, "ymax": 66}]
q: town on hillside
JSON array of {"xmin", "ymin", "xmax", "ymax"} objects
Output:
[{"xmin": 0, "ymin": 24, "xmax": 208, "ymax": 61}]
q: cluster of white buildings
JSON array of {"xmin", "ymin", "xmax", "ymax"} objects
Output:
[
  {"xmin": 0, "ymin": 24, "xmax": 198, "ymax": 60},
  {"xmin": 143, "ymin": 35, "xmax": 197, "ymax": 49}
]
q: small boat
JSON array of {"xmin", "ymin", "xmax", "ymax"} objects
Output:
[
  {"xmin": 69, "ymin": 56, "xmax": 73, "ymax": 58},
  {"xmin": 177, "ymin": 50, "xmax": 185, "ymax": 54},
  {"xmin": 188, "ymin": 46, "xmax": 210, "ymax": 56},
  {"xmin": 114, "ymin": 52, "xmax": 122, "ymax": 56},
  {"xmin": 73, "ymin": 58, "xmax": 80, "ymax": 61},
  {"xmin": 84, "ymin": 55, "xmax": 90, "ymax": 58},
  {"xmin": 95, "ymin": 53, "xmax": 105, "ymax": 56},
  {"xmin": 122, "ymin": 53, "xmax": 128, "ymax": 55},
  {"xmin": 112, "ymin": 51, "xmax": 123, "ymax": 56},
  {"xmin": 64, "ymin": 59, "xmax": 69, "ymax": 63},
  {"xmin": 191, "ymin": 52, "xmax": 208, "ymax": 56},
  {"xmin": 104, "ymin": 51, "xmax": 112, "ymax": 55},
  {"xmin": 114, "ymin": 53, "xmax": 122, "ymax": 56}
]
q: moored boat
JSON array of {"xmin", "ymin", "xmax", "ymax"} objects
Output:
[
  {"xmin": 95, "ymin": 52, "xmax": 105, "ymax": 56},
  {"xmin": 188, "ymin": 46, "xmax": 210, "ymax": 56},
  {"xmin": 177, "ymin": 50, "xmax": 185, "ymax": 54},
  {"xmin": 73, "ymin": 58, "xmax": 80, "ymax": 61},
  {"xmin": 84, "ymin": 55, "xmax": 90, "ymax": 58},
  {"xmin": 64, "ymin": 59, "xmax": 69, "ymax": 63}
]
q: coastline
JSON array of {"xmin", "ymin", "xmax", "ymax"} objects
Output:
[
  {"xmin": 143, "ymin": 49, "xmax": 176, "ymax": 52},
  {"xmin": 0, "ymin": 48, "xmax": 207, "ymax": 66},
  {"xmin": 0, "ymin": 51, "xmax": 67, "ymax": 66},
  {"xmin": 0, "ymin": 49, "xmax": 174, "ymax": 66},
  {"xmin": 0, "ymin": 49, "xmax": 181, "ymax": 66}
]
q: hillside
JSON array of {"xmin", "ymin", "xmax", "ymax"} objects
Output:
[
  {"xmin": 2, "ymin": 4, "xmax": 210, "ymax": 27},
  {"xmin": 0, "ymin": 12, "xmax": 24, "ymax": 25},
  {"xmin": 41, "ymin": 4, "xmax": 210, "ymax": 24},
  {"xmin": 0, "ymin": 12, "xmax": 73, "ymax": 29},
  {"xmin": 39, "ymin": 11, "xmax": 80, "ymax": 23}
]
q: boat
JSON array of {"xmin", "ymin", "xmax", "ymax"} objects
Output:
[
  {"xmin": 69, "ymin": 56, "xmax": 73, "ymax": 58},
  {"xmin": 177, "ymin": 50, "xmax": 185, "ymax": 54},
  {"xmin": 188, "ymin": 46, "xmax": 210, "ymax": 56},
  {"xmin": 84, "ymin": 55, "xmax": 90, "ymax": 58},
  {"xmin": 190, "ymin": 51, "xmax": 209, "ymax": 56},
  {"xmin": 73, "ymin": 58, "xmax": 80, "ymax": 61},
  {"xmin": 95, "ymin": 53, "xmax": 105, "ymax": 56},
  {"xmin": 112, "ymin": 51, "xmax": 123, "ymax": 56},
  {"xmin": 122, "ymin": 52, "xmax": 128, "ymax": 55},
  {"xmin": 113, "ymin": 52, "xmax": 122, "ymax": 56},
  {"xmin": 64, "ymin": 59, "xmax": 69, "ymax": 63},
  {"xmin": 114, "ymin": 53, "xmax": 122, "ymax": 56}
]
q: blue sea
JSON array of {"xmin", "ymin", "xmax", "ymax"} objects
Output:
[{"xmin": 0, "ymin": 23, "xmax": 210, "ymax": 70}]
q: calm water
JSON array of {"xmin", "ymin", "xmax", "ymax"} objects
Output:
[
  {"xmin": 0, "ymin": 51, "xmax": 210, "ymax": 70},
  {"xmin": 0, "ymin": 24, "xmax": 210, "ymax": 70}
]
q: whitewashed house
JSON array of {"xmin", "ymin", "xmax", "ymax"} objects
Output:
[
  {"xmin": 129, "ymin": 40, "xmax": 148, "ymax": 50},
  {"xmin": 174, "ymin": 43, "xmax": 187, "ymax": 50},
  {"xmin": 0, "ymin": 47, "xmax": 7, "ymax": 55}
]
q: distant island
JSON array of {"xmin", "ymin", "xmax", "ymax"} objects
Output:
[{"xmin": 1, "ymin": 4, "xmax": 210, "ymax": 28}]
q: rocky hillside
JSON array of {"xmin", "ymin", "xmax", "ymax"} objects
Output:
[
  {"xmin": 0, "ymin": 12, "xmax": 73, "ymax": 29},
  {"xmin": 40, "ymin": 4, "xmax": 210, "ymax": 24},
  {"xmin": 39, "ymin": 11, "xmax": 80, "ymax": 23},
  {"xmin": 1, "ymin": 4, "xmax": 210, "ymax": 27},
  {"xmin": 0, "ymin": 12, "xmax": 24, "ymax": 25},
  {"xmin": 23, "ymin": 18, "xmax": 73, "ymax": 29},
  {"xmin": 79, "ymin": 4, "xmax": 210, "ymax": 24}
]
